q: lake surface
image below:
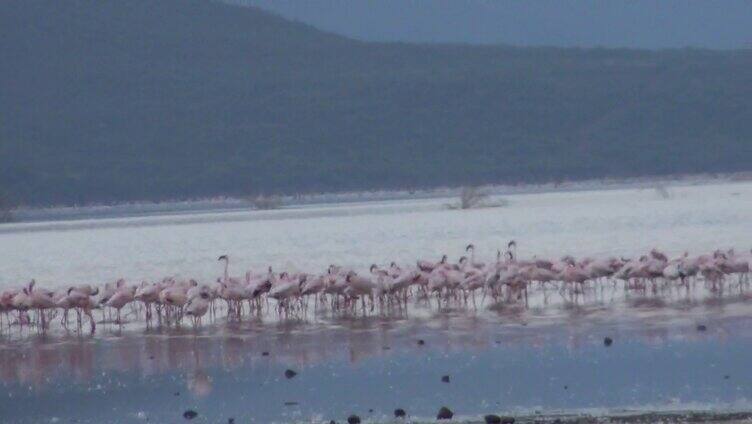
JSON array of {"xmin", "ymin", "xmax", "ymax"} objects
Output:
[
  {"xmin": 1, "ymin": 182, "xmax": 751, "ymax": 289},
  {"xmin": 2, "ymin": 181, "xmax": 752, "ymax": 423},
  {"xmin": 2, "ymin": 311, "xmax": 752, "ymax": 423}
]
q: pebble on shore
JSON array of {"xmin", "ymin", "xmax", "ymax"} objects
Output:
[
  {"xmin": 347, "ymin": 414, "xmax": 361, "ymax": 424},
  {"xmin": 437, "ymin": 406, "xmax": 453, "ymax": 420}
]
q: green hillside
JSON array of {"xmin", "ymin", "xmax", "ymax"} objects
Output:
[{"xmin": 1, "ymin": 0, "xmax": 751, "ymax": 205}]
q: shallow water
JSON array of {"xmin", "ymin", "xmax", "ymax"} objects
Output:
[
  {"xmin": 2, "ymin": 310, "xmax": 752, "ymax": 423},
  {"xmin": 1, "ymin": 182, "xmax": 752, "ymax": 290}
]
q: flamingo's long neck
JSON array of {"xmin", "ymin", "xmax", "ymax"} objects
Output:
[{"xmin": 223, "ymin": 259, "xmax": 229, "ymax": 283}]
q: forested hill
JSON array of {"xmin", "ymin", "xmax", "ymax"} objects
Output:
[{"xmin": 1, "ymin": 0, "xmax": 752, "ymax": 206}]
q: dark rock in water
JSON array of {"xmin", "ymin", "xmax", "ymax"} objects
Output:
[
  {"xmin": 484, "ymin": 414, "xmax": 514, "ymax": 424},
  {"xmin": 382, "ymin": 346, "xmax": 391, "ymax": 350},
  {"xmin": 149, "ymin": 356, "xmax": 154, "ymax": 360},
  {"xmin": 284, "ymin": 401, "xmax": 299, "ymax": 406},
  {"xmin": 368, "ymin": 409, "xmax": 373, "ymax": 413},
  {"xmin": 417, "ymin": 339, "xmax": 425, "ymax": 346},
  {"xmin": 437, "ymin": 406, "xmax": 453, "ymax": 420},
  {"xmin": 394, "ymin": 408, "xmax": 406, "ymax": 418},
  {"xmin": 329, "ymin": 421, "xmax": 336, "ymax": 424},
  {"xmin": 441, "ymin": 375, "xmax": 450, "ymax": 383},
  {"xmin": 262, "ymin": 351, "xmax": 270, "ymax": 356},
  {"xmin": 724, "ymin": 375, "xmax": 730, "ymax": 379},
  {"xmin": 174, "ymin": 392, "xmax": 180, "ymax": 396},
  {"xmin": 183, "ymin": 410, "xmax": 198, "ymax": 420},
  {"xmin": 228, "ymin": 419, "xmax": 235, "ymax": 424},
  {"xmin": 564, "ymin": 385, "xmax": 568, "ymax": 390},
  {"xmin": 697, "ymin": 324, "xmax": 707, "ymax": 332},
  {"xmin": 604, "ymin": 337, "xmax": 613, "ymax": 346},
  {"xmin": 284, "ymin": 369, "xmax": 297, "ymax": 379},
  {"xmin": 347, "ymin": 414, "xmax": 361, "ymax": 424}
]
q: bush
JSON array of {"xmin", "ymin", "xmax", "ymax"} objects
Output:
[
  {"xmin": 448, "ymin": 186, "xmax": 508, "ymax": 210},
  {"xmin": 654, "ymin": 184, "xmax": 671, "ymax": 199},
  {"xmin": 0, "ymin": 192, "xmax": 14, "ymax": 223},
  {"xmin": 251, "ymin": 194, "xmax": 283, "ymax": 210},
  {"xmin": 459, "ymin": 186, "xmax": 488, "ymax": 209}
]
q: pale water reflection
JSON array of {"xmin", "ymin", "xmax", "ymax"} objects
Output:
[{"xmin": 2, "ymin": 310, "xmax": 752, "ymax": 423}]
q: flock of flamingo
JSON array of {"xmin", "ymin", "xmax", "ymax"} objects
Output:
[{"xmin": 1, "ymin": 242, "xmax": 750, "ymax": 334}]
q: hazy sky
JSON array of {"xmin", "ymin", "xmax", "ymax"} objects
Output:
[{"xmin": 239, "ymin": 0, "xmax": 752, "ymax": 49}]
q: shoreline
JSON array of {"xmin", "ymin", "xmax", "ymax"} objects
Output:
[
  {"xmin": 447, "ymin": 410, "xmax": 752, "ymax": 423},
  {"xmin": 6, "ymin": 172, "xmax": 752, "ymax": 225}
]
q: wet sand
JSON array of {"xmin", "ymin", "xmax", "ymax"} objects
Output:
[{"xmin": 459, "ymin": 411, "xmax": 752, "ymax": 423}]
